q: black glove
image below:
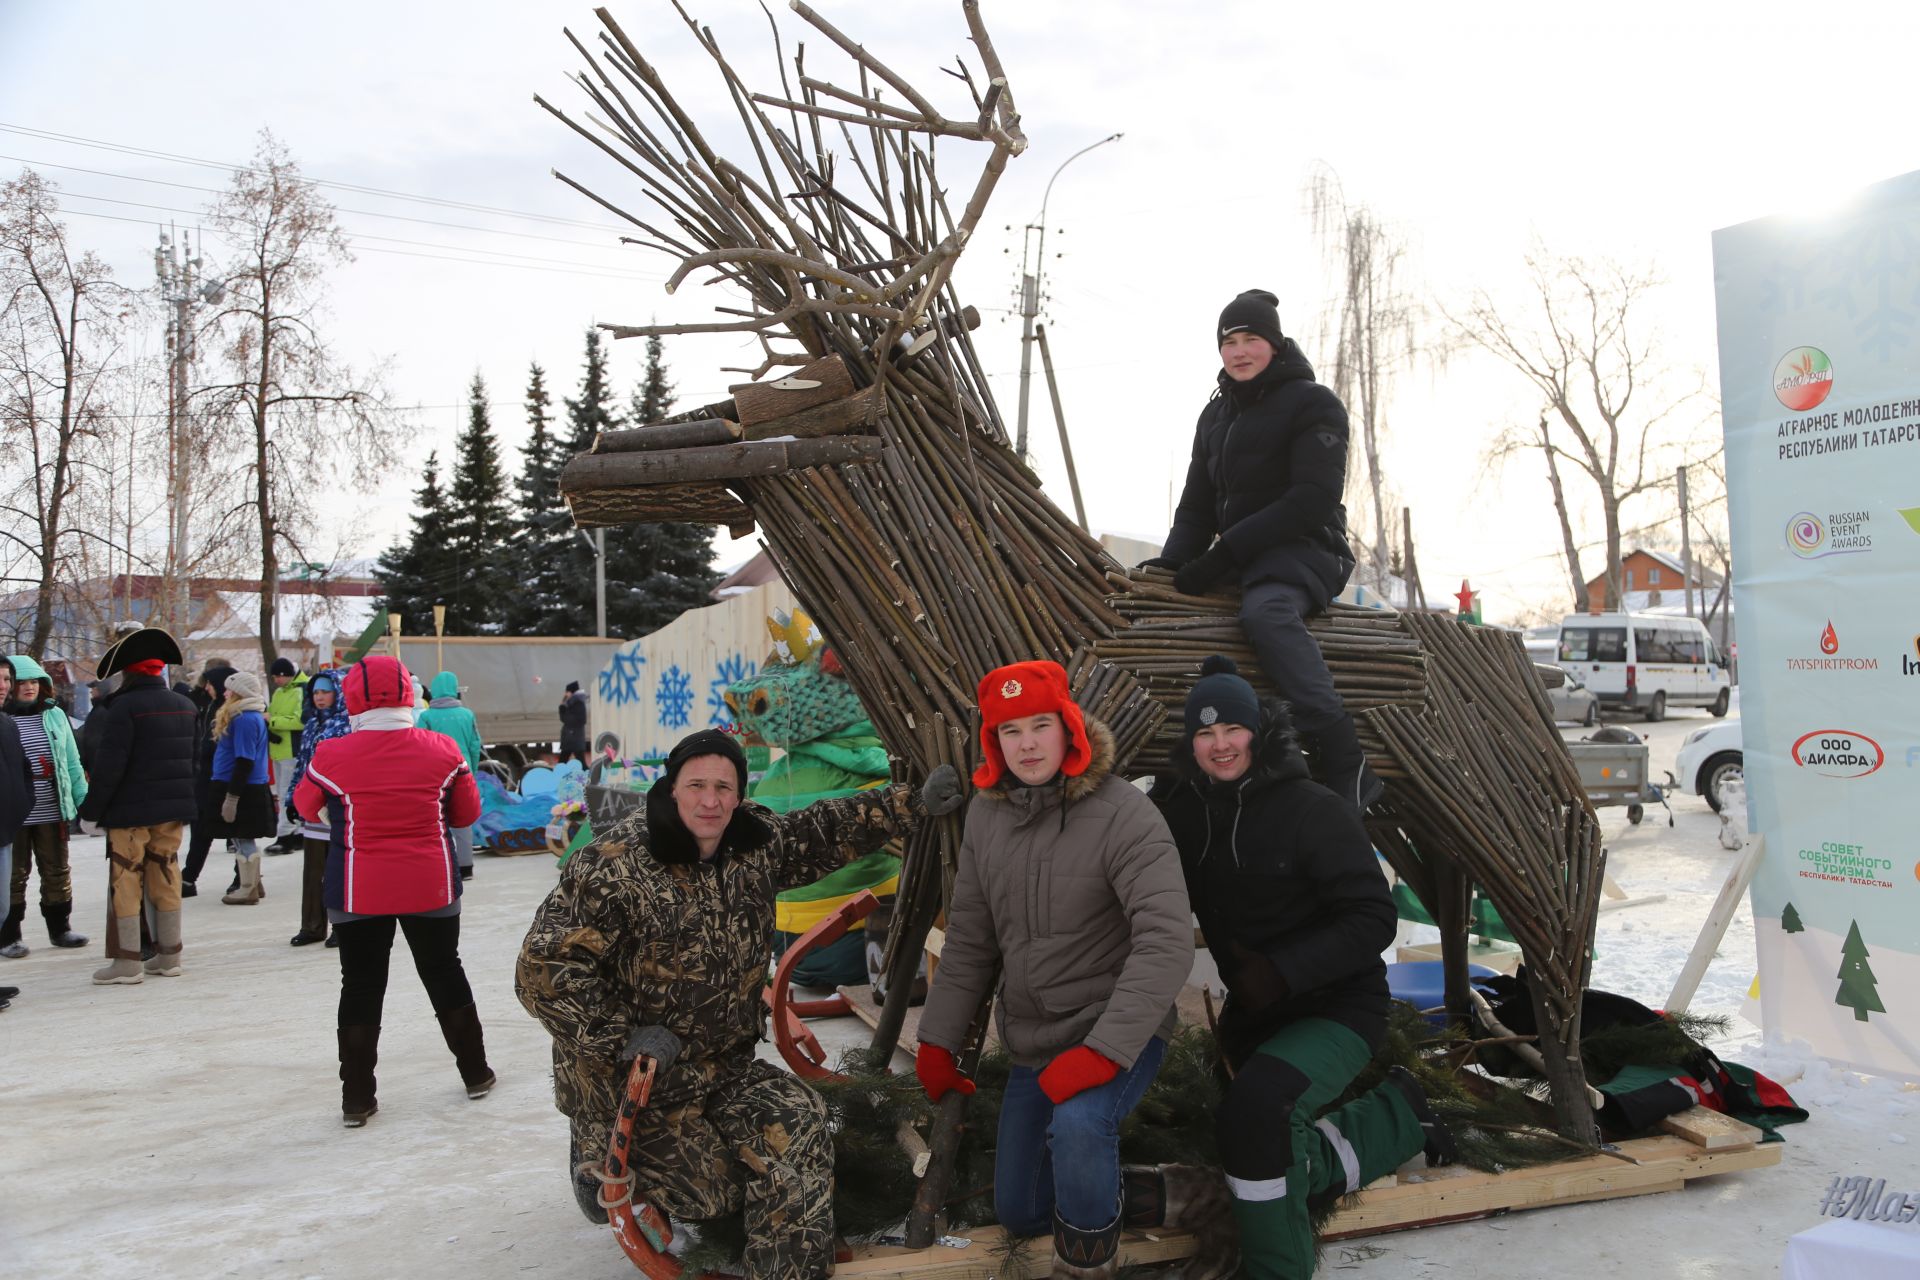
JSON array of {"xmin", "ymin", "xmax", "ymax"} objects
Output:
[
  {"xmin": 1227, "ymin": 941, "xmax": 1290, "ymax": 1013},
  {"xmin": 285, "ymin": 801, "xmax": 300, "ymax": 826},
  {"xmin": 1173, "ymin": 542, "xmax": 1239, "ymax": 596},
  {"xmin": 270, "ymin": 730, "xmax": 288, "ymax": 747},
  {"xmin": 1136, "ymin": 556, "xmax": 1184, "ymax": 572},
  {"xmin": 920, "ymin": 763, "xmax": 965, "ymax": 816}
]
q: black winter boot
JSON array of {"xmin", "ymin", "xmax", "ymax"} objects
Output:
[
  {"xmin": 1309, "ymin": 714, "xmax": 1385, "ymax": 812},
  {"xmin": 435, "ymin": 1002, "xmax": 496, "ymax": 1098},
  {"xmin": 43, "ymin": 900, "xmax": 88, "ymax": 948},
  {"xmin": 338, "ymin": 1025, "xmax": 381, "ymax": 1127},
  {"xmin": 1388, "ymin": 1066, "xmax": 1459, "ymax": 1166}
]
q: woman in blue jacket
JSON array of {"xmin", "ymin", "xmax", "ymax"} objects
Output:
[
  {"xmin": 206, "ymin": 670, "xmax": 277, "ymax": 905},
  {"xmin": 416, "ymin": 670, "xmax": 484, "ymax": 880}
]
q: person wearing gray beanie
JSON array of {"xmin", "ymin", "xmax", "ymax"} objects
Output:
[{"xmin": 1143, "ymin": 288, "xmax": 1382, "ymax": 812}]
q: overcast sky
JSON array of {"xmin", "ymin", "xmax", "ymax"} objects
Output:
[{"xmin": 4, "ymin": 0, "xmax": 1917, "ymax": 623}]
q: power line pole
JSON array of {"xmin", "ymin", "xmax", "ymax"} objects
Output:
[
  {"xmin": 154, "ymin": 226, "xmax": 217, "ymax": 639},
  {"xmin": 1676, "ymin": 465, "xmax": 1696, "ymax": 618},
  {"xmin": 1012, "ymin": 133, "xmax": 1121, "ymax": 458}
]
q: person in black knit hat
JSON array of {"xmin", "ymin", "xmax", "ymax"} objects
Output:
[
  {"xmin": 1145, "ymin": 289, "xmax": 1383, "ymax": 810},
  {"xmin": 1151, "ymin": 656, "xmax": 1454, "ymax": 1280}
]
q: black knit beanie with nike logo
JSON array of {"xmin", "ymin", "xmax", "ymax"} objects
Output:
[{"xmin": 1217, "ymin": 288, "xmax": 1285, "ymax": 351}]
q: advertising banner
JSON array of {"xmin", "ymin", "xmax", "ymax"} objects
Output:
[{"xmin": 1713, "ymin": 171, "xmax": 1920, "ymax": 1079}]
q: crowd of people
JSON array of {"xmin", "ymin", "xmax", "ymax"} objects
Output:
[{"xmin": 9, "ymin": 290, "xmax": 1451, "ymax": 1279}]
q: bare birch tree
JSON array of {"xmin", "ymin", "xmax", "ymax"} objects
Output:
[
  {"xmin": 1459, "ymin": 250, "xmax": 1708, "ymax": 612},
  {"xmin": 199, "ymin": 132, "xmax": 391, "ymax": 669},
  {"xmin": 0, "ymin": 170, "xmax": 140, "ymax": 655},
  {"xmin": 1308, "ymin": 170, "xmax": 1421, "ymax": 595}
]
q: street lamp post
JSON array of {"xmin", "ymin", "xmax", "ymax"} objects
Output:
[{"xmin": 1014, "ymin": 132, "xmax": 1122, "ymax": 459}]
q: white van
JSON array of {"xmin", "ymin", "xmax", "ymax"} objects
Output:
[{"xmin": 1556, "ymin": 613, "xmax": 1731, "ymax": 721}]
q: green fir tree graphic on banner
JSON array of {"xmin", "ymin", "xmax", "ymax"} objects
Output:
[
  {"xmin": 1781, "ymin": 902, "xmax": 1805, "ymax": 934},
  {"xmin": 1835, "ymin": 920, "xmax": 1885, "ymax": 1023}
]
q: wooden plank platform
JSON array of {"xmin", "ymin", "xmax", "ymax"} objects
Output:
[{"xmin": 833, "ymin": 1111, "xmax": 1779, "ymax": 1278}]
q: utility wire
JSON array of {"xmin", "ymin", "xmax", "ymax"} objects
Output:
[
  {"xmin": 0, "ymin": 122, "xmax": 625, "ymax": 232},
  {"xmin": 54, "ymin": 188, "xmax": 665, "ymax": 277},
  {"xmin": 0, "ymin": 151, "xmax": 639, "ymax": 251}
]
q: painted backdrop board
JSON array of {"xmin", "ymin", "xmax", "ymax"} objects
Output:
[
  {"xmin": 1712, "ymin": 170, "xmax": 1920, "ymax": 1079},
  {"xmin": 593, "ymin": 579, "xmax": 795, "ymax": 781}
]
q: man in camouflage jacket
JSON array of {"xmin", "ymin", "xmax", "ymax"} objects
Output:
[{"xmin": 518, "ymin": 728, "xmax": 950, "ymax": 1280}]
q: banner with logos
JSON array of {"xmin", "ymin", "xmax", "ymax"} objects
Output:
[{"xmin": 1713, "ymin": 171, "xmax": 1920, "ymax": 1080}]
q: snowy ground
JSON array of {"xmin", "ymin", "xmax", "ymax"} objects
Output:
[{"xmin": 3, "ymin": 701, "xmax": 1915, "ymax": 1277}]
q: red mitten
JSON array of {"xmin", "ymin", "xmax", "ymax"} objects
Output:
[
  {"xmin": 915, "ymin": 1043, "xmax": 975, "ymax": 1103},
  {"xmin": 1037, "ymin": 1045, "xmax": 1120, "ymax": 1104}
]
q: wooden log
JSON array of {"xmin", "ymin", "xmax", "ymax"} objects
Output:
[
  {"xmin": 743, "ymin": 382, "xmax": 886, "ymax": 441},
  {"xmin": 593, "ymin": 417, "xmax": 742, "ymax": 452},
  {"xmin": 564, "ymin": 484, "xmax": 755, "ymax": 536},
  {"xmin": 1659, "ymin": 1106, "xmax": 1761, "ymax": 1152},
  {"xmin": 730, "ymin": 352, "xmax": 857, "ymax": 426},
  {"xmin": 558, "ymin": 436, "xmax": 885, "ymax": 490}
]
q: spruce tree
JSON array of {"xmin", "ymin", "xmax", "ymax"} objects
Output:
[
  {"xmin": 1780, "ymin": 902, "xmax": 1805, "ymax": 934},
  {"xmin": 541, "ymin": 328, "xmax": 624, "ymax": 635},
  {"xmin": 374, "ymin": 451, "xmax": 457, "ymax": 635},
  {"xmin": 443, "ymin": 372, "xmax": 514, "ymax": 633},
  {"xmin": 508, "ymin": 361, "xmax": 571, "ymax": 633},
  {"xmin": 612, "ymin": 332, "xmax": 719, "ymax": 636}
]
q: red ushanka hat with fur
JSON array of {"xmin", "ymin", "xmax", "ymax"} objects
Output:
[{"xmin": 972, "ymin": 659, "xmax": 1092, "ymax": 789}]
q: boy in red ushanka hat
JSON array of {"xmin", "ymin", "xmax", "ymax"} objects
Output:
[{"xmin": 916, "ymin": 659, "xmax": 1194, "ymax": 1280}]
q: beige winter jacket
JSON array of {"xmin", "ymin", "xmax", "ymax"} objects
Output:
[{"xmin": 917, "ymin": 720, "xmax": 1193, "ymax": 1069}]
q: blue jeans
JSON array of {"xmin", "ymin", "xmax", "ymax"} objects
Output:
[{"xmin": 994, "ymin": 1037, "xmax": 1166, "ymax": 1235}]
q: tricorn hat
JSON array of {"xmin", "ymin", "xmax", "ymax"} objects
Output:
[{"xmin": 96, "ymin": 626, "xmax": 184, "ymax": 679}]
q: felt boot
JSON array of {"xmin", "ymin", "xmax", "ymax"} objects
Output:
[
  {"xmin": 144, "ymin": 910, "xmax": 184, "ymax": 977},
  {"xmin": 222, "ymin": 854, "xmax": 263, "ymax": 905},
  {"xmin": 91, "ymin": 917, "xmax": 145, "ymax": 985},
  {"xmin": 436, "ymin": 1002, "xmax": 497, "ymax": 1099},
  {"xmin": 339, "ymin": 1024, "xmax": 380, "ymax": 1127}
]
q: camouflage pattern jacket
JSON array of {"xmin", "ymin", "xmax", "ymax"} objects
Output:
[{"xmin": 517, "ymin": 784, "xmax": 924, "ymax": 1111}]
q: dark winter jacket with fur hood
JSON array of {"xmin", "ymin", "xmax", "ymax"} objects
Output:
[
  {"xmin": 1152, "ymin": 701, "xmax": 1396, "ymax": 1055},
  {"xmin": 918, "ymin": 719, "xmax": 1194, "ymax": 1070}
]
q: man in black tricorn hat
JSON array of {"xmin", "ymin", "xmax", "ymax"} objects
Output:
[{"xmin": 79, "ymin": 627, "xmax": 199, "ymax": 985}]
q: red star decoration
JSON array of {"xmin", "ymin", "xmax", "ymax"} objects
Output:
[{"xmin": 1455, "ymin": 580, "xmax": 1475, "ymax": 614}]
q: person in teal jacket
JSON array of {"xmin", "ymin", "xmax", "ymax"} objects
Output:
[
  {"xmin": 3, "ymin": 655, "xmax": 89, "ymax": 955},
  {"xmin": 417, "ymin": 670, "xmax": 484, "ymax": 879}
]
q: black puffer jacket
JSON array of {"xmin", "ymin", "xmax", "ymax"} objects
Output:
[
  {"xmin": 1152, "ymin": 702, "xmax": 1395, "ymax": 1060},
  {"xmin": 77, "ymin": 674, "xmax": 199, "ymax": 828},
  {"xmin": 1160, "ymin": 339, "xmax": 1354, "ymax": 606}
]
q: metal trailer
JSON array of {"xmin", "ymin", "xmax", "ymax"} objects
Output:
[
  {"xmin": 1565, "ymin": 731, "xmax": 1673, "ymax": 826},
  {"xmin": 394, "ymin": 635, "xmax": 621, "ymax": 781}
]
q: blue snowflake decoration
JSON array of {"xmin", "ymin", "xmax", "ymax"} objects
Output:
[
  {"xmin": 708, "ymin": 652, "xmax": 758, "ymax": 726},
  {"xmin": 599, "ymin": 650, "xmax": 646, "ymax": 707},
  {"xmin": 656, "ymin": 664, "xmax": 695, "ymax": 729}
]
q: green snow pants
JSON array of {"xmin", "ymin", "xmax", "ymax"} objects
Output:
[{"xmin": 1219, "ymin": 1018, "xmax": 1425, "ymax": 1280}]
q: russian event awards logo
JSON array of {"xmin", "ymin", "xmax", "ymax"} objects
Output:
[
  {"xmin": 1774, "ymin": 347, "xmax": 1834, "ymax": 412},
  {"xmin": 1786, "ymin": 510, "xmax": 1872, "ymax": 559}
]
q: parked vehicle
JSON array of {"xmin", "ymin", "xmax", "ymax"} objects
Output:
[
  {"xmin": 1545, "ymin": 666, "xmax": 1600, "ymax": 726},
  {"xmin": 1673, "ymin": 719, "xmax": 1744, "ymax": 812},
  {"xmin": 1557, "ymin": 612, "xmax": 1731, "ymax": 722}
]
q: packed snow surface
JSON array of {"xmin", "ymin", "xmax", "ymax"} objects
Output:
[{"xmin": 4, "ymin": 701, "xmax": 1915, "ymax": 1276}]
